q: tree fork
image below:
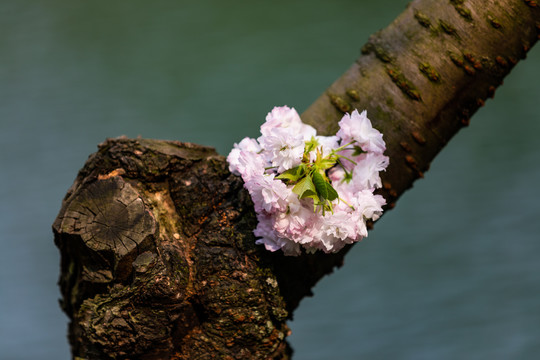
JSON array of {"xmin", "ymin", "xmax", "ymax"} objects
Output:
[{"xmin": 53, "ymin": 0, "xmax": 539, "ymax": 358}]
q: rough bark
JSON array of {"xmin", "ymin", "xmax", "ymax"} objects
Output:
[
  {"xmin": 53, "ymin": 0, "xmax": 539, "ymax": 359},
  {"xmin": 54, "ymin": 138, "xmax": 337, "ymax": 359},
  {"xmin": 303, "ymin": 0, "xmax": 539, "ymax": 203}
]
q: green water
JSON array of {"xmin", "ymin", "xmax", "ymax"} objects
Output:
[{"xmin": 1, "ymin": 1, "xmax": 539, "ymax": 359}]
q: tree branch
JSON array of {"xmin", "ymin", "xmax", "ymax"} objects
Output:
[{"xmin": 303, "ymin": 0, "xmax": 539, "ymax": 204}]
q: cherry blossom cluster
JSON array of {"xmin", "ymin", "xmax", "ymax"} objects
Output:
[{"xmin": 227, "ymin": 106, "xmax": 389, "ymax": 256}]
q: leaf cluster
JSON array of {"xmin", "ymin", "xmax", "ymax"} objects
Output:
[{"xmin": 276, "ymin": 144, "xmax": 340, "ymax": 214}]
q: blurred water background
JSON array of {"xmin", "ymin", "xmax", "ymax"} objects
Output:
[{"xmin": 1, "ymin": 1, "xmax": 539, "ymax": 359}]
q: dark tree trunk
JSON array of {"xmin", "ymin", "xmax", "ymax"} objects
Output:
[
  {"xmin": 53, "ymin": 0, "xmax": 539, "ymax": 358},
  {"xmin": 53, "ymin": 139, "xmax": 341, "ymax": 359}
]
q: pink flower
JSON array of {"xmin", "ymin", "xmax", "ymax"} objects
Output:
[
  {"xmin": 261, "ymin": 106, "xmax": 317, "ymax": 141},
  {"xmin": 245, "ymin": 174, "xmax": 291, "ymax": 213},
  {"xmin": 258, "ymin": 127, "xmax": 305, "ymax": 172},
  {"xmin": 273, "ymin": 204, "xmax": 317, "ymax": 245},
  {"xmin": 317, "ymin": 211, "xmax": 356, "ymax": 252},
  {"xmin": 328, "ymin": 166, "xmax": 346, "ymax": 183},
  {"xmin": 254, "ymin": 213, "xmax": 301, "ymax": 256},
  {"xmin": 350, "ymin": 152, "xmax": 389, "ymax": 190},
  {"xmin": 227, "ymin": 106, "xmax": 389, "ymax": 256},
  {"xmin": 227, "ymin": 137, "xmax": 263, "ymax": 177},
  {"xmin": 353, "ymin": 190, "xmax": 386, "ymax": 221},
  {"xmin": 336, "ymin": 110, "xmax": 386, "ymax": 154},
  {"xmin": 230, "ymin": 150, "xmax": 266, "ymax": 182},
  {"xmin": 258, "ymin": 107, "xmax": 317, "ymax": 172}
]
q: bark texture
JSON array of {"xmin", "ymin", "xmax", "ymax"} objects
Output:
[
  {"xmin": 54, "ymin": 139, "xmax": 342, "ymax": 359},
  {"xmin": 54, "ymin": 0, "xmax": 539, "ymax": 358},
  {"xmin": 303, "ymin": 0, "xmax": 539, "ymax": 202}
]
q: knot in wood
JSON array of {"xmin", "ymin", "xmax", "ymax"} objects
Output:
[{"xmin": 62, "ymin": 176, "xmax": 156, "ymax": 258}]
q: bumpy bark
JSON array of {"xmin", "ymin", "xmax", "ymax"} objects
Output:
[
  {"xmin": 303, "ymin": 0, "xmax": 539, "ymax": 203},
  {"xmin": 54, "ymin": 138, "xmax": 343, "ymax": 359},
  {"xmin": 54, "ymin": 0, "xmax": 539, "ymax": 358}
]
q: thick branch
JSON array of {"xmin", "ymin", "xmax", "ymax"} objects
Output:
[
  {"xmin": 303, "ymin": 0, "xmax": 539, "ymax": 204},
  {"xmin": 54, "ymin": 0, "xmax": 539, "ymax": 359},
  {"xmin": 54, "ymin": 138, "xmax": 346, "ymax": 359}
]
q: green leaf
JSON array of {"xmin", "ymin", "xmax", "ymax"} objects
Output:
[
  {"xmin": 312, "ymin": 171, "xmax": 338, "ymax": 201},
  {"xmin": 352, "ymin": 145, "xmax": 365, "ymax": 156},
  {"xmin": 276, "ymin": 164, "xmax": 306, "ymax": 183},
  {"xmin": 292, "ymin": 175, "xmax": 319, "ymax": 201},
  {"xmin": 343, "ymin": 169, "xmax": 354, "ymax": 184},
  {"xmin": 304, "ymin": 136, "xmax": 319, "ymax": 154},
  {"xmin": 315, "ymin": 200, "xmax": 334, "ymax": 215},
  {"xmin": 316, "ymin": 157, "xmax": 337, "ymax": 170}
]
